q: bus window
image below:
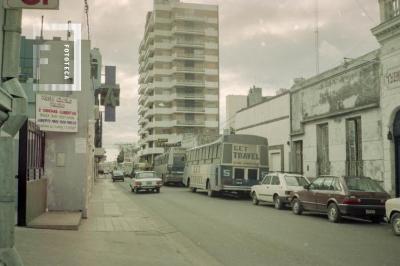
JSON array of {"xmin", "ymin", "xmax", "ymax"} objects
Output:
[
  {"xmin": 234, "ymin": 168, "xmax": 245, "ymax": 179},
  {"xmin": 248, "ymin": 169, "xmax": 258, "ymax": 181}
]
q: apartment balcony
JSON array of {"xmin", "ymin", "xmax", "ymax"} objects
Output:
[
  {"xmin": 174, "ymin": 107, "xmax": 205, "ymax": 113},
  {"xmin": 174, "ymin": 14, "xmax": 206, "ymax": 22},
  {"xmin": 144, "ymin": 32, "xmax": 155, "ymax": 48},
  {"xmin": 138, "ymin": 105, "xmax": 148, "ymax": 115},
  {"xmin": 176, "ymin": 120, "xmax": 206, "ymax": 127},
  {"xmin": 154, "ymin": 42, "xmax": 172, "ymax": 50},
  {"xmin": 144, "ymin": 83, "xmax": 154, "ymax": 94},
  {"xmin": 138, "ymin": 84, "xmax": 146, "ymax": 94},
  {"xmin": 174, "ymin": 79, "xmax": 205, "ymax": 87},
  {"xmin": 143, "ymin": 58, "xmax": 155, "ymax": 71},
  {"xmin": 173, "ymin": 39, "xmax": 204, "ymax": 48},
  {"xmin": 205, "ymin": 28, "xmax": 218, "ymax": 37},
  {"xmin": 205, "ymin": 94, "xmax": 219, "ymax": 101},
  {"xmin": 145, "ymin": 108, "xmax": 173, "ymax": 118},
  {"xmin": 173, "ymin": 53, "xmax": 205, "ymax": 60},
  {"xmin": 138, "ymin": 94, "xmax": 148, "ymax": 105},
  {"xmin": 138, "ymin": 127, "xmax": 148, "ymax": 135},
  {"xmin": 175, "ymin": 93, "xmax": 205, "ymax": 100},
  {"xmin": 138, "ymin": 117, "xmax": 149, "ymax": 125},
  {"xmin": 172, "ymin": 26, "xmax": 205, "ymax": 35},
  {"xmin": 205, "ymin": 81, "xmax": 219, "ymax": 88},
  {"xmin": 144, "ymin": 70, "xmax": 154, "ymax": 83},
  {"xmin": 173, "ymin": 66, "xmax": 205, "ymax": 74}
]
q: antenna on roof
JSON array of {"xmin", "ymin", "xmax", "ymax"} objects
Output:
[{"xmin": 40, "ymin": 16, "xmax": 44, "ymax": 40}]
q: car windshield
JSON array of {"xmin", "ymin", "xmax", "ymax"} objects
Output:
[
  {"xmin": 285, "ymin": 175, "xmax": 309, "ymax": 186},
  {"xmin": 136, "ymin": 172, "xmax": 156, "ymax": 179},
  {"xmin": 344, "ymin": 177, "xmax": 385, "ymax": 193}
]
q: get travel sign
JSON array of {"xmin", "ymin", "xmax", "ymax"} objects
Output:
[
  {"xmin": 36, "ymin": 94, "xmax": 78, "ymax": 133},
  {"xmin": 3, "ymin": 0, "xmax": 59, "ymax": 9},
  {"xmin": 232, "ymin": 144, "xmax": 260, "ymax": 166}
]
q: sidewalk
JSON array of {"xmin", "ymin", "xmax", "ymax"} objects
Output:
[{"xmin": 15, "ymin": 178, "xmax": 222, "ymax": 266}]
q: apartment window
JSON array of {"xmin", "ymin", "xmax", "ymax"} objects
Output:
[
  {"xmin": 317, "ymin": 123, "xmax": 330, "ymax": 175},
  {"xmin": 346, "ymin": 117, "xmax": 363, "ymax": 176}
]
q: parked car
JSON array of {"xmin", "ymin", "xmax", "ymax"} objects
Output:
[
  {"xmin": 386, "ymin": 198, "xmax": 400, "ymax": 236},
  {"xmin": 112, "ymin": 170, "xmax": 125, "ymax": 182},
  {"xmin": 291, "ymin": 176, "xmax": 390, "ymax": 223},
  {"xmin": 130, "ymin": 171, "xmax": 163, "ymax": 194},
  {"xmin": 251, "ymin": 172, "xmax": 310, "ymax": 209}
]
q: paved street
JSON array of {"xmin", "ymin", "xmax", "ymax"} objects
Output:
[{"xmin": 16, "ymin": 178, "xmax": 399, "ymax": 266}]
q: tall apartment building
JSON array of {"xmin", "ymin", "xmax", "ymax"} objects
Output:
[{"xmin": 137, "ymin": 0, "xmax": 219, "ymax": 164}]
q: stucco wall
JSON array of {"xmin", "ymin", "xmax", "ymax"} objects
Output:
[
  {"xmin": 43, "ymin": 41, "xmax": 95, "ymax": 216},
  {"xmin": 296, "ymin": 108, "xmax": 383, "ymax": 180},
  {"xmin": 235, "ymin": 93, "xmax": 290, "ymax": 171}
]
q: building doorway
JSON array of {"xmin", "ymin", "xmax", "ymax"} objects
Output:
[{"xmin": 394, "ymin": 111, "xmax": 400, "ymax": 197}]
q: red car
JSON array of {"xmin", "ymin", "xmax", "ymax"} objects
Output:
[{"xmin": 291, "ymin": 176, "xmax": 390, "ymax": 223}]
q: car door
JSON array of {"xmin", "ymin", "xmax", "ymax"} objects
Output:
[
  {"xmin": 315, "ymin": 177, "xmax": 334, "ymax": 212},
  {"xmin": 258, "ymin": 175, "xmax": 272, "ymax": 201},
  {"xmin": 268, "ymin": 175, "xmax": 282, "ymax": 202},
  {"xmin": 302, "ymin": 177, "xmax": 325, "ymax": 211}
]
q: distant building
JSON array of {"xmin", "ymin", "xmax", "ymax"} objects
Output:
[
  {"xmin": 225, "ymin": 95, "xmax": 247, "ymax": 130},
  {"xmin": 137, "ymin": 0, "xmax": 220, "ymax": 165}
]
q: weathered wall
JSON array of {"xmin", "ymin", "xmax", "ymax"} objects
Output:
[
  {"xmin": 235, "ymin": 93, "xmax": 290, "ymax": 172},
  {"xmin": 294, "ymin": 108, "xmax": 383, "ymax": 180},
  {"xmin": 43, "ymin": 40, "xmax": 95, "ymax": 216},
  {"xmin": 26, "ymin": 179, "xmax": 47, "ymax": 224},
  {"xmin": 291, "ymin": 51, "xmax": 380, "ymax": 134},
  {"xmin": 290, "ymin": 50, "xmax": 384, "ymax": 181}
]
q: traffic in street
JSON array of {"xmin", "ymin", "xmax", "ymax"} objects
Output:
[{"xmin": 114, "ymin": 180, "xmax": 399, "ymax": 266}]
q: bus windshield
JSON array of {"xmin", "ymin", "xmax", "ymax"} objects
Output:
[{"xmin": 173, "ymin": 154, "xmax": 185, "ymax": 170}]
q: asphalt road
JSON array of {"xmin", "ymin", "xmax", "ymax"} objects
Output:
[{"xmin": 116, "ymin": 181, "xmax": 399, "ymax": 266}]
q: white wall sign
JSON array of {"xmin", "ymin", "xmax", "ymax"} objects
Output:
[
  {"xmin": 36, "ymin": 94, "xmax": 78, "ymax": 132},
  {"xmin": 4, "ymin": 0, "xmax": 59, "ymax": 9}
]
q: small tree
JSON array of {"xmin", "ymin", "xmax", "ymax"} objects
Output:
[{"xmin": 117, "ymin": 150, "xmax": 124, "ymax": 164}]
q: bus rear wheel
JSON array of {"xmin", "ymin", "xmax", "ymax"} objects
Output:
[
  {"xmin": 190, "ymin": 187, "xmax": 197, "ymax": 193},
  {"xmin": 207, "ymin": 181, "xmax": 217, "ymax": 197}
]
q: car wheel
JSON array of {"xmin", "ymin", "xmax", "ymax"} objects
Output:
[
  {"xmin": 370, "ymin": 216, "xmax": 383, "ymax": 224},
  {"xmin": 274, "ymin": 195, "xmax": 283, "ymax": 210},
  {"xmin": 292, "ymin": 198, "xmax": 303, "ymax": 215},
  {"xmin": 390, "ymin": 213, "xmax": 400, "ymax": 236},
  {"xmin": 112, "ymin": 179, "xmax": 115, "ymax": 182},
  {"xmin": 252, "ymin": 192, "xmax": 259, "ymax": 205},
  {"xmin": 327, "ymin": 203, "xmax": 342, "ymax": 223},
  {"xmin": 134, "ymin": 188, "xmax": 140, "ymax": 194},
  {"xmin": 190, "ymin": 187, "xmax": 197, "ymax": 193},
  {"xmin": 156, "ymin": 188, "xmax": 160, "ymax": 193}
]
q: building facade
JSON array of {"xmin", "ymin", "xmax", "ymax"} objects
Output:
[{"xmin": 137, "ymin": 0, "xmax": 219, "ymax": 164}]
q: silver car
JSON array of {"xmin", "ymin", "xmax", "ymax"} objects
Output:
[{"xmin": 130, "ymin": 171, "xmax": 163, "ymax": 194}]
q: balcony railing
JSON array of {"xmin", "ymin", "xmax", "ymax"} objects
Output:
[
  {"xmin": 173, "ymin": 26, "xmax": 205, "ymax": 34},
  {"xmin": 177, "ymin": 120, "xmax": 205, "ymax": 126},
  {"xmin": 176, "ymin": 93, "xmax": 205, "ymax": 99},
  {"xmin": 174, "ymin": 14, "xmax": 206, "ymax": 22},
  {"xmin": 176, "ymin": 107, "xmax": 205, "ymax": 112},
  {"xmin": 174, "ymin": 53, "xmax": 205, "ymax": 60},
  {"xmin": 174, "ymin": 39, "xmax": 204, "ymax": 47},
  {"xmin": 174, "ymin": 79, "xmax": 205, "ymax": 86},
  {"xmin": 174, "ymin": 66, "xmax": 205, "ymax": 73}
]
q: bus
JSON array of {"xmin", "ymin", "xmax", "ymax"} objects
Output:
[
  {"xmin": 154, "ymin": 147, "xmax": 186, "ymax": 185},
  {"xmin": 183, "ymin": 134, "xmax": 269, "ymax": 197}
]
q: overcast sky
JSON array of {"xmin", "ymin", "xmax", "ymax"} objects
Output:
[{"xmin": 21, "ymin": 0, "xmax": 381, "ymax": 160}]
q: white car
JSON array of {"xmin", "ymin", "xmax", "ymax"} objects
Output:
[
  {"xmin": 130, "ymin": 171, "xmax": 163, "ymax": 194},
  {"xmin": 251, "ymin": 172, "xmax": 310, "ymax": 209},
  {"xmin": 386, "ymin": 198, "xmax": 400, "ymax": 236}
]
